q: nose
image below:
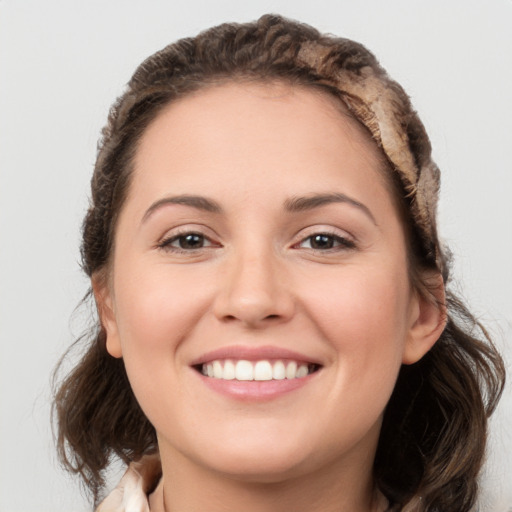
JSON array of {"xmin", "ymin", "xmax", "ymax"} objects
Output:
[{"xmin": 213, "ymin": 247, "xmax": 295, "ymax": 328}]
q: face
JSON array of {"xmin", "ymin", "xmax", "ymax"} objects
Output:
[{"xmin": 97, "ymin": 82, "xmax": 440, "ymax": 483}]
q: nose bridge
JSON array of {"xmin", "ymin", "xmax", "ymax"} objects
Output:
[{"xmin": 214, "ymin": 238, "xmax": 293, "ymax": 326}]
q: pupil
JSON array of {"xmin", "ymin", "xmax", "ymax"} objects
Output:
[
  {"xmin": 180, "ymin": 234, "xmax": 203, "ymax": 249},
  {"xmin": 312, "ymin": 234, "xmax": 333, "ymax": 249}
]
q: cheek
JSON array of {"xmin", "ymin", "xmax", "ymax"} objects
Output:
[
  {"xmin": 302, "ymin": 262, "xmax": 411, "ymax": 381},
  {"xmin": 110, "ymin": 263, "xmax": 217, "ymax": 426},
  {"xmin": 306, "ymin": 267, "xmax": 411, "ymax": 442},
  {"xmin": 112, "ymin": 262, "xmax": 212, "ymax": 357}
]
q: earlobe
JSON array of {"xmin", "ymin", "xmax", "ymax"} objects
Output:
[
  {"xmin": 402, "ymin": 274, "xmax": 447, "ymax": 365},
  {"xmin": 91, "ymin": 274, "xmax": 123, "ymax": 359}
]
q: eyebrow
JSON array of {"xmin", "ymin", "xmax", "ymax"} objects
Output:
[
  {"xmin": 284, "ymin": 193, "xmax": 377, "ymax": 224},
  {"xmin": 142, "ymin": 195, "xmax": 223, "ymax": 223},
  {"xmin": 141, "ymin": 192, "xmax": 376, "ymax": 225}
]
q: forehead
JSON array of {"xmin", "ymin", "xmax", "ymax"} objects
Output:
[
  {"xmin": 119, "ymin": 80, "xmax": 405, "ymax": 249},
  {"xmin": 132, "ymin": 81, "xmax": 389, "ymax": 190}
]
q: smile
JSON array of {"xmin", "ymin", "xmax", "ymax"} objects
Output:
[{"xmin": 200, "ymin": 359, "xmax": 320, "ymax": 381}]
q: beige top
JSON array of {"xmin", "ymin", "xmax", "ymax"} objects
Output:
[
  {"xmin": 96, "ymin": 455, "xmax": 421, "ymax": 512},
  {"xmin": 96, "ymin": 455, "xmax": 163, "ymax": 512}
]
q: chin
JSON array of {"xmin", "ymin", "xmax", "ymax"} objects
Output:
[
  {"xmin": 208, "ymin": 453, "xmax": 308, "ymax": 484},
  {"xmin": 188, "ymin": 434, "xmax": 313, "ymax": 483}
]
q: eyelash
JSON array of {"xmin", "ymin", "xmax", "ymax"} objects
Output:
[
  {"xmin": 157, "ymin": 231, "xmax": 218, "ymax": 254},
  {"xmin": 293, "ymin": 232, "xmax": 356, "ymax": 252},
  {"xmin": 157, "ymin": 230, "xmax": 355, "ymax": 254}
]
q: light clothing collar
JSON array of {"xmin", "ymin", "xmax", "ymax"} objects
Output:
[{"xmin": 96, "ymin": 454, "xmax": 162, "ymax": 512}]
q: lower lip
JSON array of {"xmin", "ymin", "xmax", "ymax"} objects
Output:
[{"xmin": 195, "ymin": 371, "xmax": 318, "ymax": 401}]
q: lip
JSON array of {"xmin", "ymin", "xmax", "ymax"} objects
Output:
[
  {"xmin": 190, "ymin": 345, "xmax": 323, "ymax": 402},
  {"xmin": 189, "ymin": 345, "xmax": 323, "ymax": 366},
  {"xmin": 196, "ymin": 372, "xmax": 318, "ymax": 401}
]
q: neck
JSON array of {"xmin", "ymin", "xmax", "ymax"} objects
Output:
[{"xmin": 153, "ymin": 444, "xmax": 385, "ymax": 512}]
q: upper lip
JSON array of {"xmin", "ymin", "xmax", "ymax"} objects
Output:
[{"xmin": 189, "ymin": 345, "xmax": 323, "ymax": 366}]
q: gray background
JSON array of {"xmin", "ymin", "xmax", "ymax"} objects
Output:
[{"xmin": 1, "ymin": 1, "xmax": 511, "ymax": 510}]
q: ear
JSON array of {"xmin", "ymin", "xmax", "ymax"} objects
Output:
[
  {"xmin": 91, "ymin": 273, "xmax": 123, "ymax": 359},
  {"xmin": 402, "ymin": 273, "xmax": 447, "ymax": 365}
]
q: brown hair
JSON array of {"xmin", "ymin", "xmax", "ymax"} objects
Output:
[{"xmin": 53, "ymin": 14, "xmax": 505, "ymax": 510}]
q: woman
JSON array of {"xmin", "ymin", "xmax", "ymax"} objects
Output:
[{"xmin": 53, "ymin": 14, "xmax": 505, "ymax": 512}]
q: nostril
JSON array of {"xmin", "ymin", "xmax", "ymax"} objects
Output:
[{"xmin": 212, "ymin": 276, "xmax": 295, "ymax": 326}]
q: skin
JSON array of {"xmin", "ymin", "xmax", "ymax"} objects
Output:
[{"xmin": 95, "ymin": 82, "xmax": 445, "ymax": 512}]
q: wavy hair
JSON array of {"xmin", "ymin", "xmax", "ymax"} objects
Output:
[{"xmin": 53, "ymin": 14, "xmax": 505, "ymax": 510}]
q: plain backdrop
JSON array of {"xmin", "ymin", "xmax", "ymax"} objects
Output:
[{"xmin": 1, "ymin": 1, "xmax": 511, "ymax": 511}]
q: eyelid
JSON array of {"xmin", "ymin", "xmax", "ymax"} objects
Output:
[
  {"xmin": 164, "ymin": 233, "xmax": 213, "ymax": 247},
  {"xmin": 291, "ymin": 225, "xmax": 355, "ymax": 243},
  {"xmin": 156, "ymin": 224, "xmax": 222, "ymax": 251},
  {"xmin": 298, "ymin": 234, "xmax": 354, "ymax": 249},
  {"xmin": 290, "ymin": 225, "xmax": 357, "ymax": 252}
]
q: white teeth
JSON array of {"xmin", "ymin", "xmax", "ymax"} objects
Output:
[
  {"xmin": 272, "ymin": 361, "xmax": 286, "ymax": 380},
  {"xmin": 223, "ymin": 360, "xmax": 235, "ymax": 380},
  {"xmin": 201, "ymin": 359, "xmax": 316, "ymax": 381},
  {"xmin": 296, "ymin": 364, "xmax": 308, "ymax": 378},
  {"xmin": 213, "ymin": 361, "xmax": 223, "ymax": 379},
  {"xmin": 254, "ymin": 361, "xmax": 273, "ymax": 381},
  {"xmin": 235, "ymin": 360, "xmax": 253, "ymax": 380},
  {"xmin": 285, "ymin": 361, "xmax": 297, "ymax": 379}
]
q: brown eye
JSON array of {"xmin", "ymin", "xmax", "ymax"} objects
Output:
[
  {"xmin": 160, "ymin": 232, "xmax": 214, "ymax": 251},
  {"xmin": 299, "ymin": 233, "xmax": 355, "ymax": 251},
  {"xmin": 309, "ymin": 234, "xmax": 335, "ymax": 249},
  {"xmin": 176, "ymin": 233, "xmax": 206, "ymax": 249}
]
